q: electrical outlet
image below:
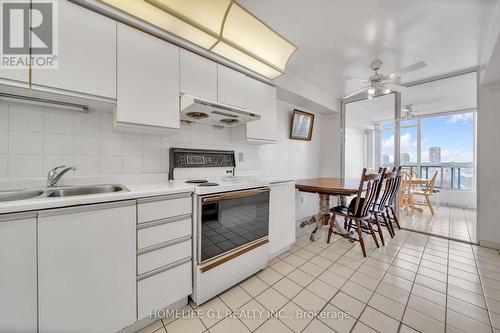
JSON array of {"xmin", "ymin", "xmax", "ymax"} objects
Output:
[
  {"xmin": 300, "ymin": 197, "xmax": 304, "ymax": 204},
  {"xmin": 238, "ymin": 152, "xmax": 244, "ymax": 162}
]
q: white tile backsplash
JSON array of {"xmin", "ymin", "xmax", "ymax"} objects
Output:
[
  {"xmin": 0, "ymin": 105, "xmax": 8, "ymax": 130},
  {"xmin": 0, "ymin": 130, "xmax": 8, "ymax": 154},
  {"xmin": 0, "ymin": 154, "xmax": 7, "ymax": 178},
  {"xmin": 0, "ymin": 99, "xmax": 336, "ymax": 181},
  {"xmin": 9, "ymin": 131, "xmax": 43, "ymax": 154},
  {"xmin": 44, "ymin": 111, "xmax": 74, "ymax": 134},
  {"xmin": 75, "ymin": 136, "xmax": 100, "ymax": 155},
  {"xmin": 9, "ymin": 104, "xmax": 44, "ymax": 132},
  {"xmin": 8, "ymin": 154, "xmax": 43, "ymax": 178},
  {"xmin": 44, "ymin": 133, "xmax": 74, "ymax": 155}
]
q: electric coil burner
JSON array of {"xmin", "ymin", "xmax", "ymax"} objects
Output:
[{"xmin": 168, "ymin": 148, "xmax": 270, "ymax": 305}]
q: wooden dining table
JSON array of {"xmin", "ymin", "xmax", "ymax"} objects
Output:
[{"xmin": 295, "ymin": 178, "xmax": 360, "ymax": 241}]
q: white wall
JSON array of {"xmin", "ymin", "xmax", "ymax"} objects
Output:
[
  {"xmin": 344, "ymin": 128, "xmax": 366, "ymax": 180},
  {"xmin": 0, "ymin": 99, "xmax": 340, "ymax": 221},
  {"xmin": 477, "ymin": 81, "xmax": 500, "ymax": 248}
]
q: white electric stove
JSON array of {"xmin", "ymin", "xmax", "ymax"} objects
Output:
[{"xmin": 169, "ymin": 148, "xmax": 270, "ymax": 305}]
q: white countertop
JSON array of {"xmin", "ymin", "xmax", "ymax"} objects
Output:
[{"xmin": 0, "ymin": 182, "xmax": 194, "ymax": 215}]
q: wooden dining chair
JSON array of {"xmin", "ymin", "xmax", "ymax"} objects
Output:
[
  {"xmin": 385, "ymin": 167, "xmax": 402, "ymax": 231},
  {"xmin": 327, "ymin": 168, "xmax": 383, "ymax": 257},
  {"xmin": 369, "ymin": 168, "xmax": 398, "ymax": 244},
  {"xmin": 413, "ymin": 170, "xmax": 438, "ymax": 215},
  {"xmin": 400, "ymin": 169, "xmax": 417, "ymax": 212}
]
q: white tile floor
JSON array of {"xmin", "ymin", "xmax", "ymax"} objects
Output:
[
  {"xmin": 138, "ymin": 223, "xmax": 500, "ymax": 333},
  {"xmin": 400, "ymin": 206, "xmax": 477, "ymax": 244}
]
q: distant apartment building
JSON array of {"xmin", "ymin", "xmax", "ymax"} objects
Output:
[
  {"xmin": 400, "ymin": 152, "xmax": 410, "ymax": 165},
  {"xmin": 382, "ymin": 154, "xmax": 390, "ymax": 165},
  {"xmin": 429, "ymin": 147, "xmax": 441, "ymax": 164}
]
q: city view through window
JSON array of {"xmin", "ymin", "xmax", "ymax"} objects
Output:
[{"xmin": 380, "ymin": 112, "xmax": 475, "ymax": 191}]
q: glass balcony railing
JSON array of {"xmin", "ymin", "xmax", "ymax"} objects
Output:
[{"xmin": 400, "ymin": 163, "xmax": 474, "ymax": 191}]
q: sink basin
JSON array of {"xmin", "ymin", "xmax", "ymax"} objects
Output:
[
  {"xmin": 47, "ymin": 184, "xmax": 128, "ymax": 197},
  {"xmin": 0, "ymin": 189, "xmax": 45, "ymax": 202}
]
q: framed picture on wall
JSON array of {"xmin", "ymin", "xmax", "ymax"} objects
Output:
[{"xmin": 290, "ymin": 109, "xmax": 315, "ymax": 140}]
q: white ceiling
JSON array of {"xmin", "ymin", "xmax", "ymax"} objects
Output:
[
  {"xmin": 238, "ymin": 0, "xmax": 498, "ymax": 99},
  {"xmin": 345, "ymin": 72, "xmax": 477, "ymax": 129}
]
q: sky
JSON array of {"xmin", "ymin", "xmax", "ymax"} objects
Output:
[{"xmin": 381, "ymin": 112, "xmax": 474, "ymax": 163}]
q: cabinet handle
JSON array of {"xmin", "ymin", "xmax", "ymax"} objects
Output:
[
  {"xmin": 137, "ymin": 192, "xmax": 191, "ymax": 204},
  {"xmin": 137, "ymin": 257, "xmax": 191, "ymax": 281},
  {"xmin": 202, "ymin": 187, "xmax": 270, "ymax": 203},
  {"xmin": 137, "ymin": 235, "xmax": 191, "ymax": 255},
  {"xmin": 37, "ymin": 200, "xmax": 136, "ymax": 217},
  {"xmin": 137, "ymin": 213, "xmax": 191, "ymax": 229},
  {"xmin": 0, "ymin": 211, "xmax": 37, "ymax": 223}
]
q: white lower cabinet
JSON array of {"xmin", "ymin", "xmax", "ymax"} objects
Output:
[
  {"xmin": 38, "ymin": 201, "xmax": 136, "ymax": 333},
  {"xmin": 137, "ymin": 260, "xmax": 192, "ymax": 319},
  {"xmin": 268, "ymin": 182, "xmax": 296, "ymax": 257},
  {"xmin": 0, "ymin": 213, "xmax": 37, "ymax": 333}
]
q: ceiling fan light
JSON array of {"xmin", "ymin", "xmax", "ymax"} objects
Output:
[
  {"xmin": 367, "ymin": 87, "xmax": 376, "ymax": 95},
  {"xmin": 384, "ymin": 87, "xmax": 391, "ymax": 94}
]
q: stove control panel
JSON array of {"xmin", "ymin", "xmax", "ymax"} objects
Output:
[{"xmin": 170, "ymin": 148, "xmax": 235, "ymax": 174}]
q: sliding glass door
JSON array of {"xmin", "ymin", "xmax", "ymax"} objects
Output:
[{"xmin": 341, "ymin": 92, "xmax": 401, "ymax": 180}]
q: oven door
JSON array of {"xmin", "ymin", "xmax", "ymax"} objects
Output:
[{"xmin": 197, "ymin": 187, "xmax": 270, "ymax": 266}]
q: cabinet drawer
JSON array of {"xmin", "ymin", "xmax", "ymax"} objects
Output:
[
  {"xmin": 138, "ymin": 194, "xmax": 192, "ymax": 223},
  {"xmin": 138, "ymin": 261, "xmax": 191, "ymax": 319},
  {"xmin": 138, "ymin": 216, "xmax": 191, "ymax": 250},
  {"xmin": 138, "ymin": 239, "xmax": 191, "ymax": 275}
]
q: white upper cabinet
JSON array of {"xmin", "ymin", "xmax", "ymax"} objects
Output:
[
  {"xmin": 217, "ymin": 65, "xmax": 246, "ymax": 108},
  {"xmin": 245, "ymin": 77, "xmax": 278, "ymax": 142},
  {"xmin": 116, "ymin": 23, "xmax": 180, "ymax": 131},
  {"xmin": 31, "ymin": 0, "xmax": 116, "ymax": 99},
  {"xmin": 0, "ymin": 215, "xmax": 37, "ymax": 333},
  {"xmin": 0, "ymin": 69, "xmax": 29, "ymax": 86},
  {"xmin": 38, "ymin": 202, "xmax": 136, "ymax": 333},
  {"xmin": 180, "ymin": 49, "xmax": 217, "ymax": 101}
]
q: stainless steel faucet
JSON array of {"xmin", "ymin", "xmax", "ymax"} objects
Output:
[{"xmin": 47, "ymin": 165, "xmax": 76, "ymax": 187}]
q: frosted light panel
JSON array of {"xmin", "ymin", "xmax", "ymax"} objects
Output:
[
  {"xmin": 212, "ymin": 42, "xmax": 282, "ymax": 79},
  {"xmin": 146, "ymin": 0, "xmax": 231, "ymax": 36},
  {"xmin": 222, "ymin": 3, "xmax": 296, "ymax": 71},
  {"xmin": 99, "ymin": 0, "xmax": 218, "ymax": 49}
]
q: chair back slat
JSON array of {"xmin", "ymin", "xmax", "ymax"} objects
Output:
[
  {"xmin": 387, "ymin": 167, "xmax": 403, "ymax": 205},
  {"xmin": 352, "ymin": 168, "xmax": 383, "ymax": 217}
]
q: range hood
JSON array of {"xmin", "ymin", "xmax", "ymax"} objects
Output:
[{"xmin": 180, "ymin": 95, "xmax": 260, "ymax": 127}]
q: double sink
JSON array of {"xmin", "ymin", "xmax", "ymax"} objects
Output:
[{"xmin": 0, "ymin": 184, "xmax": 129, "ymax": 202}]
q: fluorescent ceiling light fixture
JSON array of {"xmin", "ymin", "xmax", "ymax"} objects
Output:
[{"xmin": 99, "ymin": 0, "xmax": 296, "ymax": 79}]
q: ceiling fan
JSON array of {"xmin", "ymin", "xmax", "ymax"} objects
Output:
[
  {"xmin": 344, "ymin": 59, "xmax": 427, "ymax": 99},
  {"xmin": 401, "ymin": 105, "xmax": 417, "ymax": 120}
]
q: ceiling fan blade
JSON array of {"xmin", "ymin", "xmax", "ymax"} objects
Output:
[
  {"xmin": 345, "ymin": 76, "xmax": 370, "ymax": 83},
  {"xmin": 385, "ymin": 82, "xmax": 408, "ymax": 92},
  {"xmin": 383, "ymin": 61, "xmax": 427, "ymax": 80},
  {"xmin": 343, "ymin": 87, "xmax": 369, "ymax": 99}
]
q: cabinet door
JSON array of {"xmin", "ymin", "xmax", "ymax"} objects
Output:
[
  {"xmin": 180, "ymin": 49, "xmax": 217, "ymax": 101},
  {"xmin": 245, "ymin": 77, "xmax": 278, "ymax": 142},
  {"xmin": 117, "ymin": 23, "xmax": 180, "ymax": 129},
  {"xmin": 0, "ymin": 69, "xmax": 29, "ymax": 86},
  {"xmin": 217, "ymin": 65, "xmax": 246, "ymax": 108},
  {"xmin": 38, "ymin": 202, "xmax": 136, "ymax": 333},
  {"xmin": 0, "ymin": 215, "xmax": 37, "ymax": 332},
  {"xmin": 31, "ymin": 0, "xmax": 116, "ymax": 98},
  {"xmin": 268, "ymin": 182, "xmax": 296, "ymax": 256}
]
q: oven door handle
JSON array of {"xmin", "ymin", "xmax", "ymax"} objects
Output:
[{"xmin": 202, "ymin": 187, "xmax": 270, "ymax": 203}]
